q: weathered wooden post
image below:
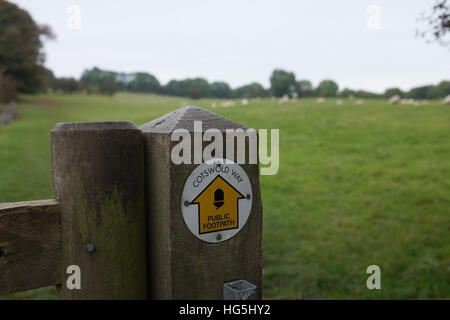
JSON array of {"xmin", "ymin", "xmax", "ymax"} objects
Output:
[
  {"xmin": 140, "ymin": 106, "xmax": 263, "ymax": 299},
  {"xmin": 51, "ymin": 122, "xmax": 147, "ymax": 299}
]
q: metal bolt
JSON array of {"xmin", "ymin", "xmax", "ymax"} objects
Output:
[
  {"xmin": 85, "ymin": 243, "xmax": 95, "ymax": 253},
  {"xmin": 246, "ymin": 194, "xmax": 251, "ymax": 200},
  {"xmin": 184, "ymin": 200, "xmax": 190, "ymax": 207},
  {"xmin": 216, "ymin": 233, "xmax": 222, "ymax": 241}
]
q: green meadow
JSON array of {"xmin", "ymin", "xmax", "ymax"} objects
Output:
[{"xmin": 0, "ymin": 93, "xmax": 449, "ymax": 299}]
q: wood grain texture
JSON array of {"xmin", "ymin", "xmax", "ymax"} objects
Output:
[
  {"xmin": 140, "ymin": 106, "xmax": 263, "ymax": 299},
  {"xmin": 0, "ymin": 199, "xmax": 61, "ymax": 296},
  {"xmin": 51, "ymin": 121, "xmax": 148, "ymax": 299}
]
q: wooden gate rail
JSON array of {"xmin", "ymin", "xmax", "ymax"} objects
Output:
[{"xmin": 0, "ymin": 199, "xmax": 61, "ymax": 295}]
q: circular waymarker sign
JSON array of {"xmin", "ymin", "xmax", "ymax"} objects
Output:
[{"xmin": 181, "ymin": 158, "xmax": 253, "ymax": 243}]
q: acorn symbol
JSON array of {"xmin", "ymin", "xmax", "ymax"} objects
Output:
[{"xmin": 214, "ymin": 188, "xmax": 224, "ymax": 209}]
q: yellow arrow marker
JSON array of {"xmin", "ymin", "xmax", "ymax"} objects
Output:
[{"xmin": 192, "ymin": 175, "xmax": 245, "ymax": 234}]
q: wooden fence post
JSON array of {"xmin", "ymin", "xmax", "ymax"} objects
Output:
[
  {"xmin": 51, "ymin": 121, "xmax": 147, "ymax": 299},
  {"xmin": 140, "ymin": 106, "xmax": 263, "ymax": 299}
]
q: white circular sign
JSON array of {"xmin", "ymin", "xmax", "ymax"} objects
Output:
[{"xmin": 181, "ymin": 158, "xmax": 253, "ymax": 243}]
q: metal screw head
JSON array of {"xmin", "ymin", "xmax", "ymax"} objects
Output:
[
  {"xmin": 85, "ymin": 243, "xmax": 95, "ymax": 253},
  {"xmin": 216, "ymin": 233, "xmax": 222, "ymax": 241},
  {"xmin": 246, "ymin": 194, "xmax": 251, "ymax": 200},
  {"xmin": 184, "ymin": 200, "xmax": 190, "ymax": 207}
]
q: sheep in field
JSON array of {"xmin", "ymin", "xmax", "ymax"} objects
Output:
[
  {"xmin": 278, "ymin": 95, "xmax": 289, "ymax": 105},
  {"xmin": 220, "ymin": 100, "xmax": 235, "ymax": 108},
  {"xmin": 316, "ymin": 97, "xmax": 325, "ymax": 104},
  {"xmin": 388, "ymin": 95, "xmax": 401, "ymax": 104},
  {"xmin": 443, "ymin": 95, "xmax": 450, "ymax": 105}
]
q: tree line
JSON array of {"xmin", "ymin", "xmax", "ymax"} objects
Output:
[
  {"xmin": 47, "ymin": 67, "xmax": 450, "ymax": 101},
  {"xmin": 47, "ymin": 67, "xmax": 269, "ymax": 99}
]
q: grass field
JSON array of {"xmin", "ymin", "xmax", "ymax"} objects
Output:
[{"xmin": 0, "ymin": 93, "xmax": 449, "ymax": 299}]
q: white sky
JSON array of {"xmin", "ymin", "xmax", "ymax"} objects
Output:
[{"xmin": 12, "ymin": 0, "xmax": 450, "ymax": 93}]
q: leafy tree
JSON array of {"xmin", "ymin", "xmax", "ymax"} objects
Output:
[
  {"xmin": 41, "ymin": 67, "xmax": 55, "ymax": 91},
  {"xmin": 406, "ymin": 85, "xmax": 434, "ymax": 99},
  {"xmin": 233, "ymin": 82, "xmax": 267, "ymax": 98},
  {"xmin": 80, "ymin": 67, "xmax": 131, "ymax": 95},
  {"xmin": 354, "ymin": 90, "xmax": 381, "ymax": 99},
  {"xmin": 85, "ymin": 85, "xmax": 99, "ymax": 95},
  {"xmin": 127, "ymin": 72, "xmax": 160, "ymax": 93},
  {"xmin": 316, "ymin": 80, "xmax": 339, "ymax": 97},
  {"xmin": 339, "ymin": 88, "xmax": 380, "ymax": 99},
  {"xmin": 417, "ymin": 0, "xmax": 450, "ymax": 46},
  {"xmin": 114, "ymin": 72, "xmax": 130, "ymax": 91},
  {"xmin": 188, "ymin": 88, "xmax": 201, "ymax": 99},
  {"xmin": 162, "ymin": 79, "xmax": 181, "ymax": 96},
  {"xmin": 99, "ymin": 77, "xmax": 117, "ymax": 96},
  {"xmin": 0, "ymin": 67, "xmax": 17, "ymax": 102},
  {"xmin": 339, "ymin": 88, "xmax": 356, "ymax": 98},
  {"xmin": 80, "ymin": 67, "xmax": 116, "ymax": 87},
  {"xmin": 431, "ymin": 80, "xmax": 450, "ymax": 98},
  {"xmin": 186, "ymin": 78, "xmax": 209, "ymax": 97},
  {"xmin": 411, "ymin": 81, "xmax": 450, "ymax": 99},
  {"xmin": 0, "ymin": 0, "xmax": 54, "ymax": 93},
  {"xmin": 297, "ymin": 80, "xmax": 314, "ymax": 97},
  {"xmin": 384, "ymin": 88, "xmax": 404, "ymax": 98},
  {"xmin": 270, "ymin": 69, "xmax": 296, "ymax": 97},
  {"xmin": 209, "ymin": 81, "xmax": 232, "ymax": 98},
  {"xmin": 162, "ymin": 78, "xmax": 210, "ymax": 98},
  {"xmin": 51, "ymin": 77, "xmax": 80, "ymax": 94}
]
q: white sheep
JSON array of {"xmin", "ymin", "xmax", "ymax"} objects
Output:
[
  {"xmin": 388, "ymin": 95, "xmax": 400, "ymax": 104},
  {"xmin": 316, "ymin": 97, "xmax": 325, "ymax": 104},
  {"xmin": 278, "ymin": 94, "xmax": 289, "ymax": 105},
  {"xmin": 220, "ymin": 100, "xmax": 235, "ymax": 108},
  {"xmin": 443, "ymin": 95, "xmax": 450, "ymax": 105}
]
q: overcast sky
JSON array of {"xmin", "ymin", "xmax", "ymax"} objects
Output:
[{"xmin": 12, "ymin": 0, "xmax": 450, "ymax": 93}]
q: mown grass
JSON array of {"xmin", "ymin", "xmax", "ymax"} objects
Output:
[{"xmin": 0, "ymin": 93, "xmax": 449, "ymax": 299}]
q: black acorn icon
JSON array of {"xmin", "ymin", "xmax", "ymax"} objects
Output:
[{"xmin": 214, "ymin": 188, "xmax": 224, "ymax": 209}]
